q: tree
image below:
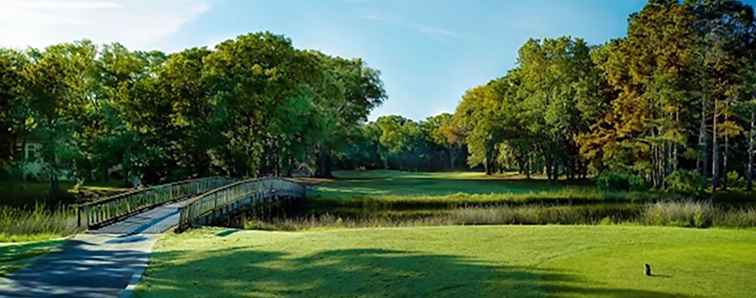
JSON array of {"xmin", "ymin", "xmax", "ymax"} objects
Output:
[
  {"xmin": 424, "ymin": 113, "xmax": 465, "ymax": 169},
  {"xmin": 24, "ymin": 41, "xmax": 98, "ymax": 195},
  {"xmin": 0, "ymin": 49, "xmax": 31, "ymax": 168},
  {"xmin": 687, "ymin": 0, "xmax": 756, "ymax": 191},
  {"xmin": 305, "ymin": 52, "xmax": 386, "ymax": 177},
  {"xmin": 579, "ymin": 1, "xmax": 699, "ymax": 188}
]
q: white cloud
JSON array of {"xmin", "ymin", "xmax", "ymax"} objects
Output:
[
  {"xmin": 412, "ymin": 23, "xmax": 459, "ymax": 39},
  {"xmin": 361, "ymin": 14, "xmax": 459, "ymax": 41},
  {"xmin": 0, "ymin": 0, "xmax": 210, "ymax": 50}
]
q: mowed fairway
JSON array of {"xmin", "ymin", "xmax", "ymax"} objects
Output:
[
  {"xmin": 135, "ymin": 226, "xmax": 756, "ymax": 297},
  {"xmin": 315, "ymin": 170, "xmax": 576, "ymax": 197},
  {"xmin": 308, "ymin": 170, "xmax": 625, "ymax": 205}
]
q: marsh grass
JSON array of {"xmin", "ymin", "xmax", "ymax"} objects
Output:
[
  {"xmin": 236, "ymin": 201, "xmax": 756, "ymax": 231},
  {"xmin": 642, "ymin": 201, "xmax": 756, "ymax": 228},
  {"xmin": 0, "ymin": 204, "xmax": 80, "ymax": 242}
]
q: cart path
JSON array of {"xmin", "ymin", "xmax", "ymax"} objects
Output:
[{"xmin": 0, "ymin": 204, "xmax": 184, "ymax": 298}]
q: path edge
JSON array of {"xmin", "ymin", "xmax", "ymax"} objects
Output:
[{"xmin": 118, "ymin": 234, "xmax": 160, "ymax": 298}]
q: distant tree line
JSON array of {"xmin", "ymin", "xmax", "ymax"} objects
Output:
[
  {"xmin": 333, "ymin": 114, "xmax": 467, "ymax": 171},
  {"xmin": 339, "ymin": 0, "xmax": 756, "ymax": 193},
  {"xmin": 0, "ymin": 32, "xmax": 386, "ymax": 192}
]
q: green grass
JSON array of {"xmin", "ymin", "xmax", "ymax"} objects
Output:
[
  {"xmin": 0, "ymin": 239, "xmax": 65, "ymax": 277},
  {"xmin": 309, "ymin": 170, "xmax": 669, "ymax": 208},
  {"xmin": 0, "ymin": 180, "xmax": 127, "ymax": 242},
  {"xmin": 0, "ymin": 205, "xmax": 80, "ymax": 242},
  {"xmin": 136, "ymin": 225, "xmax": 756, "ymax": 297}
]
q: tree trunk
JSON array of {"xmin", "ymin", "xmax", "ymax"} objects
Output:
[
  {"xmin": 315, "ymin": 146, "xmax": 333, "ymax": 178},
  {"xmin": 748, "ymin": 111, "xmax": 754, "ymax": 192},
  {"xmin": 483, "ymin": 157, "xmax": 491, "ymax": 175},
  {"xmin": 698, "ymin": 95, "xmax": 708, "ymax": 185},
  {"xmin": 673, "ymin": 111, "xmax": 679, "ymax": 172},
  {"xmin": 48, "ymin": 174, "xmax": 59, "ymax": 200},
  {"xmin": 448, "ymin": 147, "xmax": 455, "ymax": 170},
  {"xmin": 723, "ymin": 132, "xmax": 729, "ymax": 191},
  {"xmin": 712, "ymin": 99, "xmax": 719, "ymax": 192},
  {"xmin": 526, "ymin": 153, "xmax": 531, "ymax": 179}
]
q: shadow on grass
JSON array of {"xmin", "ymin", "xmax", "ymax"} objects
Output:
[
  {"xmin": 139, "ymin": 247, "xmax": 688, "ymax": 297},
  {"xmin": 0, "ymin": 237, "xmax": 153, "ymax": 297},
  {"xmin": 0, "ymin": 240, "xmax": 65, "ymax": 277}
]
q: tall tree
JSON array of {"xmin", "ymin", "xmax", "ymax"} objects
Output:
[{"xmin": 24, "ymin": 41, "xmax": 98, "ymax": 194}]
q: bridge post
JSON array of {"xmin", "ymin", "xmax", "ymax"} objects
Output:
[{"xmin": 77, "ymin": 206, "xmax": 82, "ymax": 228}]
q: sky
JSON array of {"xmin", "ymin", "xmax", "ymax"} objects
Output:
[{"xmin": 2, "ymin": 0, "xmax": 755, "ymax": 121}]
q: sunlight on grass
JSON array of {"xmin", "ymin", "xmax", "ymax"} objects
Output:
[
  {"xmin": 312, "ymin": 170, "xmax": 667, "ymax": 206},
  {"xmin": 137, "ymin": 226, "xmax": 756, "ymax": 297}
]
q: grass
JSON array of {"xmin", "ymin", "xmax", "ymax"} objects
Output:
[
  {"xmin": 308, "ymin": 170, "xmax": 674, "ymax": 208},
  {"xmin": 230, "ymin": 170, "xmax": 756, "ymax": 230},
  {"xmin": 0, "ymin": 179, "xmax": 127, "ymax": 242},
  {"xmin": 0, "ymin": 205, "xmax": 80, "ymax": 242},
  {"xmin": 136, "ymin": 225, "xmax": 756, "ymax": 297},
  {"xmin": 0, "ymin": 239, "xmax": 65, "ymax": 277},
  {"xmin": 239, "ymin": 201, "xmax": 756, "ymax": 231}
]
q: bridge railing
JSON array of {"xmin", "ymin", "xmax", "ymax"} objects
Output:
[
  {"xmin": 77, "ymin": 176, "xmax": 236, "ymax": 229},
  {"xmin": 176, "ymin": 176, "xmax": 306, "ymax": 232}
]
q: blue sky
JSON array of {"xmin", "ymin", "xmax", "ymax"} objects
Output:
[{"xmin": 2, "ymin": 0, "xmax": 755, "ymax": 120}]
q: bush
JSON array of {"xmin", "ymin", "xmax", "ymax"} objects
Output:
[
  {"xmin": 596, "ymin": 171, "xmax": 646, "ymax": 192},
  {"xmin": 726, "ymin": 171, "xmax": 746, "ymax": 190},
  {"xmin": 642, "ymin": 201, "xmax": 713, "ymax": 228},
  {"xmin": 665, "ymin": 170, "xmax": 705, "ymax": 196}
]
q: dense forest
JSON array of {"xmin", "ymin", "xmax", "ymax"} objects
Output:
[
  {"xmin": 2, "ymin": 0, "xmax": 756, "ymax": 195},
  {"xmin": 339, "ymin": 0, "xmax": 756, "ymax": 193}
]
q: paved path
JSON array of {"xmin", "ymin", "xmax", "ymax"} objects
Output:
[{"xmin": 0, "ymin": 204, "xmax": 183, "ymax": 298}]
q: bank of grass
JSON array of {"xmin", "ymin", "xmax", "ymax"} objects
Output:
[
  {"xmin": 242, "ymin": 201, "xmax": 756, "ymax": 231},
  {"xmin": 0, "ymin": 239, "xmax": 65, "ymax": 276},
  {"xmin": 0, "ymin": 205, "xmax": 80, "ymax": 242},
  {"xmin": 136, "ymin": 225, "xmax": 756, "ymax": 297},
  {"xmin": 0, "ymin": 180, "xmax": 127, "ymax": 242}
]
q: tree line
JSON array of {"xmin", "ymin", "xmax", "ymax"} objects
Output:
[
  {"xmin": 0, "ymin": 32, "xmax": 386, "ymax": 193},
  {"xmin": 339, "ymin": 0, "xmax": 756, "ymax": 192}
]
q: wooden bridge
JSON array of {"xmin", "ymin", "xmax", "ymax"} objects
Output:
[
  {"xmin": 77, "ymin": 176, "xmax": 307, "ymax": 234},
  {"xmin": 1, "ymin": 177, "xmax": 307, "ymax": 297}
]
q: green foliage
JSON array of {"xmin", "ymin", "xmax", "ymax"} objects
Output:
[
  {"xmin": 0, "ymin": 32, "xmax": 385, "ymax": 185},
  {"xmin": 596, "ymin": 171, "xmax": 646, "ymax": 192},
  {"xmin": 666, "ymin": 170, "xmax": 705, "ymax": 195},
  {"xmin": 727, "ymin": 170, "xmax": 746, "ymax": 189}
]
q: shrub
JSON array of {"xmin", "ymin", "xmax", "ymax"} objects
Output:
[
  {"xmin": 726, "ymin": 171, "xmax": 746, "ymax": 190},
  {"xmin": 665, "ymin": 170, "xmax": 705, "ymax": 196},
  {"xmin": 597, "ymin": 171, "xmax": 646, "ymax": 192},
  {"xmin": 715, "ymin": 207, "xmax": 756, "ymax": 228},
  {"xmin": 642, "ymin": 201, "xmax": 713, "ymax": 228}
]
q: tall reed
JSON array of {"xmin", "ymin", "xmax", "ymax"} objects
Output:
[{"xmin": 0, "ymin": 203, "xmax": 80, "ymax": 242}]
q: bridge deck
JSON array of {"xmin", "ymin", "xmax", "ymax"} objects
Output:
[{"xmin": 89, "ymin": 202, "xmax": 185, "ymax": 235}]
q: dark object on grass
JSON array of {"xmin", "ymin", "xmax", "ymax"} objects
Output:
[{"xmin": 644, "ymin": 264, "xmax": 652, "ymax": 276}]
